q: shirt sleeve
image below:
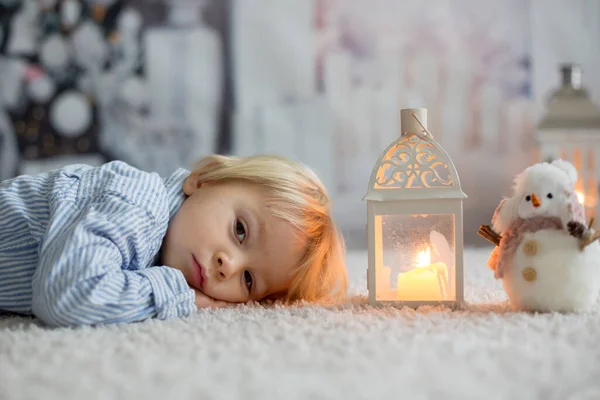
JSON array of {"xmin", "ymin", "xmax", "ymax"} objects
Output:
[{"xmin": 31, "ymin": 195, "xmax": 196, "ymax": 327}]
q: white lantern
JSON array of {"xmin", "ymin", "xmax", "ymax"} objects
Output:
[
  {"xmin": 537, "ymin": 64, "xmax": 600, "ymax": 224},
  {"xmin": 364, "ymin": 108, "xmax": 467, "ymax": 308}
]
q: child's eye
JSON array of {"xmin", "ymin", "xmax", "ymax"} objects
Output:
[
  {"xmin": 243, "ymin": 270, "xmax": 253, "ymax": 292},
  {"xmin": 235, "ymin": 219, "xmax": 247, "ymax": 243},
  {"xmin": 547, "ymin": 193, "xmax": 553, "ymax": 199}
]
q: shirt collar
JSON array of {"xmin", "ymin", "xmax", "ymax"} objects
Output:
[{"xmin": 162, "ymin": 168, "xmax": 190, "ymax": 223}]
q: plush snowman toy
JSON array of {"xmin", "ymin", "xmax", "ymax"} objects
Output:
[{"xmin": 481, "ymin": 159, "xmax": 600, "ymax": 312}]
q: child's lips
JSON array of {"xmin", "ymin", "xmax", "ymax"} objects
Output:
[{"xmin": 192, "ymin": 255, "xmax": 206, "ymax": 290}]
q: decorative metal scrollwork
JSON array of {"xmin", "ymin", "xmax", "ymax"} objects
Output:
[{"xmin": 374, "ymin": 134, "xmax": 454, "ymax": 189}]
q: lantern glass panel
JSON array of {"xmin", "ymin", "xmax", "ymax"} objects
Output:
[{"xmin": 374, "ymin": 213, "xmax": 456, "ymax": 302}]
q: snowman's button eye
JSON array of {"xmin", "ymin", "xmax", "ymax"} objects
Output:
[
  {"xmin": 525, "ymin": 195, "xmax": 531, "ymax": 201},
  {"xmin": 547, "ymin": 193, "xmax": 553, "ymax": 199}
]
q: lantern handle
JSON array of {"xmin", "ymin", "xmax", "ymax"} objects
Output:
[{"xmin": 411, "ymin": 111, "xmax": 434, "ymax": 140}]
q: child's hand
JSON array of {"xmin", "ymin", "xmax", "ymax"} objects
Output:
[{"xmin": 194, "ymin": 289, "xmax": 234, "ymax": 309}]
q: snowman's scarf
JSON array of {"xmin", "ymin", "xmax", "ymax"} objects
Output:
[{"xmin": 494, "ymin": 216, "xmax": 563, "ymax": 279}]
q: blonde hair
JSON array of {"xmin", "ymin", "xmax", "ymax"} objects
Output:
[{"xmin": 191, "ymin": 154, "xmax": 348, "ymax": 304}]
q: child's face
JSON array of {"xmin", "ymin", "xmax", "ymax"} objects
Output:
[{"xmin": 161, "ymin": 178, "xmax": 307, "ymax": 303}]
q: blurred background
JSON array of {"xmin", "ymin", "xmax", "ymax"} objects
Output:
[{"xmin": 0, "ymin": 0, "xmax": 599, "ymax": 248}]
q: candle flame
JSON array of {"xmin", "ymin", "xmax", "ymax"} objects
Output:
[
  {"xmin": 416, "ymin": 248, "xmax": 431, "ymax": 267},
  {"xmin": 576, "ymin": 191, "xmax": 585, "ymax": 205}
]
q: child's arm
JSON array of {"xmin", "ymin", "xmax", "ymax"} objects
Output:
[{"xmin": 31, "ymin": 196, "xmax": 196, "ymax": 327}]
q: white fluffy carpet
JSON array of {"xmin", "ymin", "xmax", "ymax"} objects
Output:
[{"xmin": 2, "ymin": 248, "xmax": 600, "ymax": 400}]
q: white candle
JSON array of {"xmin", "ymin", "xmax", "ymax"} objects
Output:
[{"xmin": 397, "ymin": 248, "xmax": 449, "ymax": 301}]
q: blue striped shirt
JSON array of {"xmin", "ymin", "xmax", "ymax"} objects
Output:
[{"xmin": 0, "ymin": 161, "xmax": 196, "ymax": 327}]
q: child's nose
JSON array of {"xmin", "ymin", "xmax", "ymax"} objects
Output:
[{"xmin": 214, "ymin": 252, "xmax": 236, "ymax": 280}]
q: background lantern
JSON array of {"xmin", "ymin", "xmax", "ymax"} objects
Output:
[
  {"xmin": 536, "ymin": 64, "xmax": 600, "ymax": 224},
  {"xmin": 364, "ymin": 108, "xmax": 467, "ymax": 307}
]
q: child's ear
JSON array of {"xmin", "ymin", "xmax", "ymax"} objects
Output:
[
  {"xmin": 183, "ymin": 172, "xmax": 202, "ymax": 195},
  {"xmin": 184, "ymin": 155, "xmax": 232, "ymax": 195}
]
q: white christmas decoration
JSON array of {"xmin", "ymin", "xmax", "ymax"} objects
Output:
[
  {"xmin": 482, "ymin": 160, "xmax": 600, "ymax": 312},
  {"xmin": 120, "ymin": 77, "xmax": 147, "ymax": 110},
  {"xmin": 71, "ymin": 22, "xmax": 109, "ymax": 71},
  {"xmin": 364, "ymin": 108, "xmax": 467, "ymax": 308},
  {"xmin": 27, "ymin": 74, "xmax": 56, "ymax": 103},
  {"xmin": 50, "ymin": 91, "xmax": 93, "ymax": 138},
  {"xmin": 537, "ymin": 64, "xmax": 600, "ymax": 226},
  {"xmin": 61, "ymin": 0, "xmax": 82, "ymax": 29},
  {"xmin": 0, "ymin": 107, "xmax": 19, "ymax": 181},
  {"xmin": 6, "ymin": 0, "xmax": 40, "ymax": 56},
  {"xmin": 0, "ymin": 58, "xmax": 26, "ymax": 110},
  {"xmin": 117, "ymin": 7, "xmax": 143, "ymax": 35},
  {"xmin": 40, "ymin": 34, "xmax": 71, "ymax": 72}
]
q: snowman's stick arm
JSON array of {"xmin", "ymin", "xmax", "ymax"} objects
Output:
[
  {"xmin": 578, "ymin": 229, "xmax": 600, "ymax": 251},
  {"xmin": 478, "ymin": 225, "xmax": 502, "ymax": 246}
]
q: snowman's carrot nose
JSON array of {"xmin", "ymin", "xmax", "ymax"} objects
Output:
[{"xmin": 531, "ymin": 193, "xmax": 541, "ymax": 207}]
